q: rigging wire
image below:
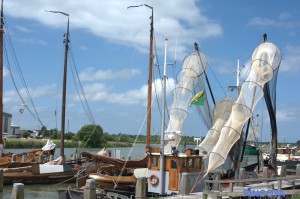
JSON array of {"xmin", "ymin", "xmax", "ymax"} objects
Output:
[
  {"xmin": 68, "ymin": 43, "xmax": 95, "ymax": 124},
  {"xmin": 3, "ymin": 18, "xmax": 44, "ymax": 127}
]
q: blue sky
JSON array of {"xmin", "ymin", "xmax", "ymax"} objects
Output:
[{"xmin": 2, "ymin": 1, "xmax": 300, "ymax": 143}]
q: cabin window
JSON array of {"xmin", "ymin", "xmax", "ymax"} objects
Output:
[
  {"xmin": 151, "ymin": 156, "xmax": 158, "ymax": 167},
  {"xmin": 171, "ymin": 159, "xmax": 177, "ymax": 169},
  {"xmin": 195, "ymin": 158, "xmax": 200, "ymax": 169},
  {"xmin": 188, "ymin": 158, "xmax": 193, "ymax": 168}
]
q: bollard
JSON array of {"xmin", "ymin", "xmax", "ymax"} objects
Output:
[
  {"xmin": 280, "ymin": 165, "xmax": 286, "ymax": 177},
  {"xmin": 11, "ymin": 154, "xmax": 16, "ymax": 163},
  {"xmin": 296, "ymin": 164, "xmax": 300, "ymax": 176},
  {"xmin": 21, "ymin": 155, "xmax": 26, "ymax": 163},
  {"xmin": 11, "ymin": 183, "xmax": 24, "ymax": 199},
  {"xmin": 135, "ymin": 177, "xmax": 147, "ymax": 198},
  {"xmin": 0, "ymin": 169, "xmax": 3, "ymax": 192},
  {"xmin": 84, "ymin": 179, "xmax": 96, "ymax": 199},
  {"xmin": 238, "ymin": 168, "xmax": 246, "ymax": 187},
  {"xmin": 263, "ymin": 166, "xmax": 268, "ymax": 178}
]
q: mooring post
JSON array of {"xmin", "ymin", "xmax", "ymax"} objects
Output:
[
  {"xmin": 135, "ymin": 177, "xmax": 147, "ymax": 198},
  {"xmin": 296, "ymin": 164, "xmax": 300, "ymax": 176},
  {"xmin": 11, "ymin": 183, "xmax": 24, "ymax": 199},
  {"xmin": 263, "ymin": 166, "xmax": 268, "ymax": 178},
  {"xmin": 238, "ymin": 168, "xmax": 246, "ymax": 187},
  {"xmin": 11, "ymin": 154, "xmax": 16, "ymax": 163},
  {"xmin": 83, "ymin": 179, "xmax": 96, "ymax": 199},
  {"xmin": 280, "ymin": 165, "xmax": 286, "ymax": 177},
  {"xmin": 0, "ymin": 169, "xmax": 3, "ymax": 192},
  {"xmin": 21, "ymin": 155, "xmax": 26, "ymax": 163}
]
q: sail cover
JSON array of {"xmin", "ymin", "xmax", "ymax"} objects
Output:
[
  {"xmin": 207, "ymin": 42, "xmax": 281, "ymax": 173},
  {"xmin": 164, "ymin": 51, "xmax": 206, "ymax": 153}
]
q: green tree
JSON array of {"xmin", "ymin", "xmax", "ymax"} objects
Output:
[
  {"xmin": 22, "ymin": 130, "xmax": 31, "ymax": 138},
  {"xmin": 65, "ymin": 132, "xmax": 74, "ymax": 140},
  {"xmin": 76, "ymin": 124, "xmax": 106, "ymax": 148}
]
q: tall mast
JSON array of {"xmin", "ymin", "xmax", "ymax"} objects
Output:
[
  {"xmin": 127, "ymin": 4, "xmax": 154, "ymax": 151},
  {"xmin": 159, "ymin": 38, "xmax": 168, "ymax": 195},
  {"xmin": 0, "ymin": 0, "xmax": 4, "ymax": 150},
  {"xmin": 46, "ymin": 10, "xmax": 69, "ymax": 161},
  {"xmin": 146, "ymin": 6, "xmax": 153, "ymax": 151},
  {"xmin": 60, "ymin": 15, "xmax": 69, "ymax": 160}
]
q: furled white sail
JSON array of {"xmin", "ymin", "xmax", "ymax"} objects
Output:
[
  {"xmin": 164, "ymin": 51, "xmax": 206, "ymax": 153},
  {"xmin": 206, "ymin": 42, "xmax": 281, "ymax": 173}
]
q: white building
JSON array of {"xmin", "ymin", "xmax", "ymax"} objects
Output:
[{"xmin": 2, "ymin": 112, "xmax": 20, "ymax": 137}]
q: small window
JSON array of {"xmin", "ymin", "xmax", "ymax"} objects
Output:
[
  {"xmin": 188, "ymin": 158, "xmax": 193, "ymax": 167},
  {"xmin": 151, "ymin": 156, "xmax": 158, "ymax": 167},
  {"xmin": 182, "ymin": 158, "xmax": 187, "ymax": 169},
  {"xmin": 195, "ymin": 158, "xmax": 200, "ymax": 168},
  {"xmin": 171, "ymin": 159, "xmax": 177, "ymax": 169}
]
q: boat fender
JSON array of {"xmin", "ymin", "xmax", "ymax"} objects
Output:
[{"xmin": 149, "ymin": 174, "xmax": 159, "ymax": 186}]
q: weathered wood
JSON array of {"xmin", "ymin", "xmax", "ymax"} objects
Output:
[
  {"xmin": 3, "ymin": 166, "xmax": 32, "ymax": 173},
  {"xmin": 11, "ymin": 183, "xmax": 24, "ymax": 199},
  {"xmin": 76, "ymin": 176, "xmax": 86, "ymax": 188}
]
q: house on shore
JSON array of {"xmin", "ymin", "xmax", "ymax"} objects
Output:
[{"xmin": 2, "ymin": 112, "xmax": 20, "ymax": 137}]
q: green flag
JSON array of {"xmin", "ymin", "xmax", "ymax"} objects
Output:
[{"xmin": 189, "ymin": 90, "xmax": 205, "ymax": 107}]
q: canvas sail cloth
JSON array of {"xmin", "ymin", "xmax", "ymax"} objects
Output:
[
  {"xmin": 207, "ymin": 42, "xmax": 281, "ymax": 173},
  {"xmin": 164, "ymin": 51, "xmax": 206, "ymax": 153},
  {"xmin": 198, "ymin": 96, "xmax": 234, "ymax": 156}
]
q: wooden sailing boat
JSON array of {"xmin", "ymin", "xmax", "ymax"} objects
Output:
[{"xmin": 2, "ymin": 10, "xmax": 98, "ymax": 185}]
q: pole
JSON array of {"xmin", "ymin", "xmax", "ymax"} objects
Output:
[
  {"xmin": 60, "ymin": 16, "xmax": 69, "ymax": 161},
  {"xmin": 0, "ymin": 0, "xmax": 4, "ymax": 150},
  {"xmin": 146, "ymin": 6, "xmax": 153, "ymax": 151},
  {"xmin": 159, "ymin": 38, "xmax": 168, "ymax": 195}
]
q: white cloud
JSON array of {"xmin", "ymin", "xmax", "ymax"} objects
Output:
[
  {"xmin": 4, "ymin": 84, "xmax": 57, "ymax": 104},
  {"xmin": 79, "ymin": 68, "xmax": 141, "ymax": 81},
  {"xmin": 276, "ymin": 109, "xmax": 296, "ymax": 122},
  {"xmin": 77, "ymin": 78, "xmax": 176, "ymax": 105},
  {"xmin": 248, "ymin": 12, "xmax": 300, "ymax": 29},
  {"xmin": 15, "ymin": 37, "xmax": 47, "ymax": 45},
  {"xmin": 280, "ymin": 45, "xmax": 300, "ymax": 73},
  {"xmin": 15, "ymin": 25, "xmax": 31, "ymax": 32},
  {"xmin": 5, "ymin": 0, "xmax": 222, "ymax": 60}
]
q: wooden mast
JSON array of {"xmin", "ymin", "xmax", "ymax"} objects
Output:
[
  {"xmin": 127, "ymin": 4, "xmax": 154, "ymax": 151},
  {"xmin": 60, "ymin": 14, "xmax": 69, "ymax": 162},
  {"xmin": 46, "ymin": 10, "xmax": 70, "ymax": 162},
  {"xmin": 146, "ymin": 5, "xmax": 153, "ymax": 151},
  {"xmin": 0, "ymin": 0, "xmax": 4, "ymax": 152}
]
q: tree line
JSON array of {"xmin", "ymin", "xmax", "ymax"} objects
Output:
[{"xmin": 19, "ymin": 124, "xmax": 201, "ymax": 148}]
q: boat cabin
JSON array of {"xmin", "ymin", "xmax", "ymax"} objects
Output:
[{"xmin": 147, "ymin": 147, "xmax": 205, "ymax": 195}]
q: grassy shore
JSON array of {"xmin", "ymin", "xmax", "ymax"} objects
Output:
[{"xmin": 4, "ymin": 138, "xmax": 133, "ymax": 149}]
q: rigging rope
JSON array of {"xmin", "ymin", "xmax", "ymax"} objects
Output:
[{"xmin": 3, "ymin": 19, "xmax": 43, "ymax": 127}]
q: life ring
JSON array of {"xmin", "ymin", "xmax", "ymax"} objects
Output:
[{"xmin": 149, "ymin": 174, "xmax": 159, "ymax": 186}]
